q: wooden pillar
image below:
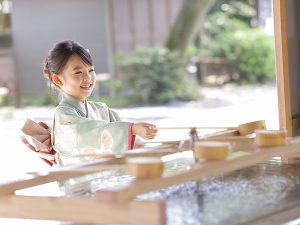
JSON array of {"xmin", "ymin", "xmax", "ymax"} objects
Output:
[{"xmin": 273, "ymin": 0, "xmax": 292, "ymax": 136}]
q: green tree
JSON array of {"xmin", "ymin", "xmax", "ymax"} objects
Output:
[{"xmin": 165, "ymin": 0, "xmax": 216, "ymax": 54}]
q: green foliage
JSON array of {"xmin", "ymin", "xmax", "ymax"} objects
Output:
[
  {"xmin": 199, "ymin": 13, "xmax": 275, "ymax": 84},
  {"xmin": 209, "ymin": 0, "xmax": 255, "ymax": 25},
  {"xmin": 165, "ymin": 0, "xmax": 216, "ymax": 53},
  {"xmin": 90, "ymin": 80, "xmax": 138, "ymax": 108},
  {"xmin": 233, "ymin": 30, "xmax": 275, "ymax": 83},
  {"xmin": 116, "ymin": 47, "xmax": 198, "ymax": 105},
  {"xmin": 22, "ymin": 90, "xmax": 59, "ymax": 106},
  {"xmin": 203, "ymin": 12, "xmax": 249, "ymax": 40},
  {"xmin": 0, "ymin": 106, "xmax": 14, "ymax": 119}
]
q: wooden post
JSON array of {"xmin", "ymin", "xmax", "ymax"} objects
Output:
[{"xmin": 273, "ymin": 0, "xmax": 292, "ymax": 136}]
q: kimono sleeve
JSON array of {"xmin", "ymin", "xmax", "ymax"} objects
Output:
[
  {"xmin": 108, "ymin": 108, "xmax": 121, "ymax": 122},
  {"xmin": 53, "ymin": 106, "xmax": 133, "ymax": 163},
  {"xmin": 106, "ymin": 107, "xmax": 135, "ymax": 149}
]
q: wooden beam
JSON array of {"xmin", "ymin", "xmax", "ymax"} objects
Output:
[
  {"xmin": 72, "ymin": 146, "xmax": 180, "ymax": 159},
  {"xmin": 0, "ymin": 157, "xmax": 124, "ymax": 195},
  {"xmin": 27, "ymin": 164, "xmax": 128, "ymax": 178},
  {"xmin": 0, "ymin": 145, "xmax": 185, "ymax": 196},
  {"xmin": 0, "ymin": 195, "xmax": 166, "ymax": 225}
]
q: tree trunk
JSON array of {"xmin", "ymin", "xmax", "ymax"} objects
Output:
[{"xmin": 165, "ymin": 0, "xmax": 215, "ymax": 54}]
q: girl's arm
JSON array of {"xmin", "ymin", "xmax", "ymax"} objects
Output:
[
  {"xmin": 54, "ymin": 106, "xmax": 133, "ymax": 159},
  {"xmin": 132, "ymin": 123, "xmax": 157, "ymax": 140}
]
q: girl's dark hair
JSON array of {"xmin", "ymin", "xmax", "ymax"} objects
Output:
[{"xmin": 43, "ymin": 40, "xmax": 93, "ymax": 83}]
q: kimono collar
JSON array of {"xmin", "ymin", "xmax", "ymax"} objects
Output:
[{"xmin": 60, "ymin": 92, "xmax": 89, "ymax": 118}]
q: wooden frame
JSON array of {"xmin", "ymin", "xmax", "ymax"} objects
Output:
[
  {"xmin": 0, "ymin": 0, "xmax": 298, "ymax": 223},
  {"xmin": 273, "ymin": 0, "xmax": 300, "ymax": 162},
  {"xmin": 1, "ymin": 132, "xmax": 300, "ymax": 224},
  {"xmin": 0, "ymin": 155, "xmax": 167, "ymax": 225},
  {"xmin": 95, "ymin": 138, "xmax": 300, "ymax": 202}
]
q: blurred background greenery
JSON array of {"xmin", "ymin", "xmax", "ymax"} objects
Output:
[
  {"xmin": 0, "ymin": 0, "xmax": 275, "ymax": 108},
  {"xmin": 95, "ymin": 0, "xmax": 275, "ymax": 107}
]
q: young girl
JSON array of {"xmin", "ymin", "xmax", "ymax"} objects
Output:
[{"xmin": 43, "ymin": 40, "xmax": 157, "ymax": 166}]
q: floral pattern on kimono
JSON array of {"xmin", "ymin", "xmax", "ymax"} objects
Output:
[{"xmin": 53, "ymin": 92, "xmax": 135, "ymax": 166}]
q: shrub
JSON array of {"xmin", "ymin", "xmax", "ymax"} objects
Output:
[
  {"xmin": 116, "ymin": 47, "xmax": 198, "ymax": 105},
  {"xmin": 233, "ymin": 30, "xmax": 275, "ymax": 83},
  {"xmin": 22, "ymin": 90, "xmax": 58, "ymax": 106},
  {"xmin": 199, "ymin": 13, "xmax": 276, "ymax": 84}
]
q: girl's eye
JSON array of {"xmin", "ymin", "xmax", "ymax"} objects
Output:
[
  {"xmin": 74, "ymin": 71, "xmax": 82, "ymax": 75},
  {"xmin": 89, "ymin": 69, "xmax": 95, "ymax": 73}
]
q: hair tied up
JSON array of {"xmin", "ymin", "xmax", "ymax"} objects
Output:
[{"xmin": 43, "ymin": 58, "xmax": 51, "ymax": 80}]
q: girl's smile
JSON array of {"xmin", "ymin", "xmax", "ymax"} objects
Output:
[{"xmin": 80, "ymin": 83, "xmax": 93, "ymax": 91}]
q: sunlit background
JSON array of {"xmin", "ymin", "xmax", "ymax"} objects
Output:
[{"xmin": 0, "ymin": 0, "xmax": 277, "ymax": 174}]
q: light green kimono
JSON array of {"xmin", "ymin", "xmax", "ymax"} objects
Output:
[{"xmin": 53, "ymin": 92, "xmax": 134, "ymax": 166}]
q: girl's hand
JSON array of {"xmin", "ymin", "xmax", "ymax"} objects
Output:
[{"xmin": 132, "ymin": 123, "xmax": 157, "ymax": 140}]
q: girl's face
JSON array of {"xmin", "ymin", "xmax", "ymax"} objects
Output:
[{"xmin": 54, "ymin": 54, "xmax": 96, "ymax": 101}]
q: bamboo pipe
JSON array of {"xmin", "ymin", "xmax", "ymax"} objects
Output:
[{"xmin": 156, "ymin": 126, "xmax": 237, "ymax": 130}]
